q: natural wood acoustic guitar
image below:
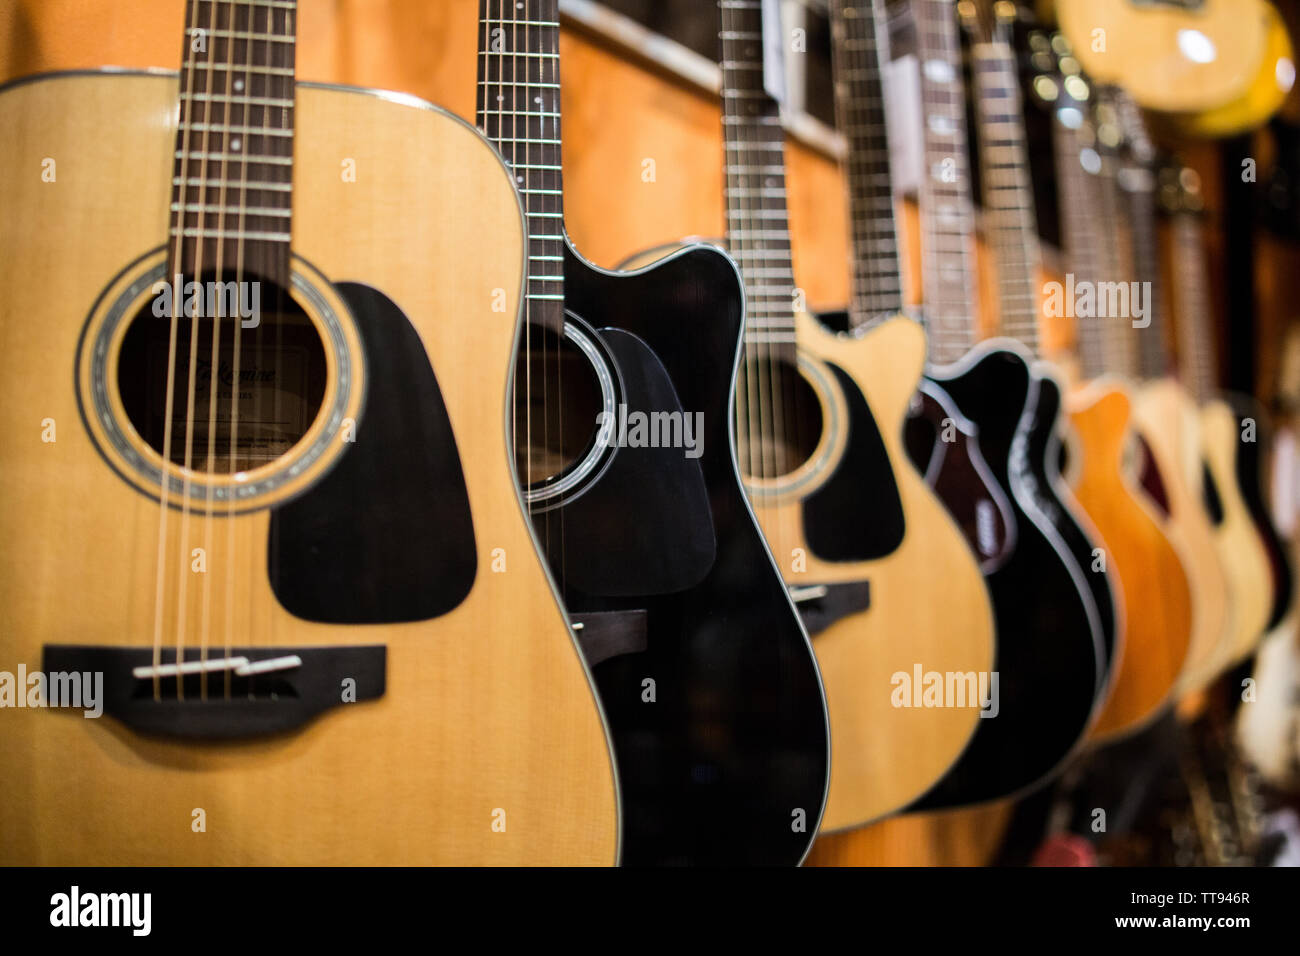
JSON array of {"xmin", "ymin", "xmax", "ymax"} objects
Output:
[{"xmin": 0, "ymin": 0, "xmax": 619, "ymax": 865}]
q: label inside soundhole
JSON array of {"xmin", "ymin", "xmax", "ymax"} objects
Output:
[{"xmin": 117, "ymin": 279, "xmax": 328, "ymax": 474}]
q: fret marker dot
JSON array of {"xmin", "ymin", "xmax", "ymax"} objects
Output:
[
  {"xmin": 233, "ymin": 79, "xmax": 244, "ymax": 92},
  {"xmin": 497, "ymin": 94, "xmax": 504, "ymax": 102},
  {"xmin": 231, "ymin": 138, "xmax": 241, "ymax": 151}
]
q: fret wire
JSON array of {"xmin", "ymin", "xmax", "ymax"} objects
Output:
[
  {"xmin": 830, "ymin": 0, "xmax": 905, "ymax": 331},
  {"xmin": 970, "ymin": 40, "xmax": 1041, "ymax": 353},
  {"xmin": 477, "ymin": 0, "xmax": 565, "ymax": 332},
  {"xmin": 915, "ymin": 0, "xmax": 979, "ymax": 361},
  {"xmin": 172, "ymin": 0, "xmax": 296, "ymax": 283}
]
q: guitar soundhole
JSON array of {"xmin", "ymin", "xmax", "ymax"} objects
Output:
[
  {"xmin": 116, "ymin": 275, "xmax": 328, "ymax": 474},
  {"xmin": 735, "ymin": 357, "xmax": 823, "ymax": 478},
  {"xmin": 514, "ymin": 324, "xmax": 604, "ymax": 488}
]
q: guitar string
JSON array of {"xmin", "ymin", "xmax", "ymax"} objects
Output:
[
  {"xmin": 917, "ymin": 0, "xmax": 979, "ymax": 363},
  {"xmin": 151, "ymin": 0, "xmax": 205, "ymax": 702},
  {"xmin": 725, "ymin": 0, "xmax": 765, "ymax": 490},
  {"xmin": 196, "ymin": 0, "xmax": 242, "ymax": 699},
  {"xmin": 733, "ymin": 0, "xmax": 786, "ymax": 557},
  {"xmin": 545, "ymin": 0, "xmax": 568, "ymax": 606},
  {"xmin": 252, "ymin": 0, "xmax": 286, "ymax": 693},
  {"xmin": 721, "ymin": 0, "xmax": 762, "ymax": 546},
  {"xmin": 839, "ymin": 0, "xmax": 902, "ymax": 334},
  {"xmin": 269, "ymin": 4, "xmax": 289, "ymax": 666},
  {"xmin": 223, "ymin": 0, "xmax": 261, "ymax": 697},
  {"xmin": 173, "ymin": 0, "xmax": 225, "ymax": 702},
  {"xmin": 1051, "ymin": 92, "xmax": 1100, "ymax": 378},
  {"xmin": 730, "ymin": 0, "xmax": 779, "ymax": 555},
  {"xmin": 978, "ymin": 30, "xmax": 1041, "ymax": 356}
]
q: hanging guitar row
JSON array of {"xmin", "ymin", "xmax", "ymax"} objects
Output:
[{"xmin": 0, "ymin": 0, "xmax": 1296, "ymax": 868}]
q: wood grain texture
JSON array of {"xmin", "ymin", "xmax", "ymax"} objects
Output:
[
  {"xmin": 807, "ymin": 801, "xmax": 1013, "ymax": 867},
  {"xmin": 1200, "ymin": 398, "xmax": 1275, "ymax": 669},
  {"xmin": 0, "ymin": 73, "xmax": 619, "ymax": 865},
  {"xmin": 755, "ymin": 314, "xmax": 995, "ymax": 835},
  {"xmin": 1131, "ymin": 379, "xmax": 1232, "ymax": 695},
  {"xmin": 1066, "ymin": 380, "xmax": 1193, "ymax": 740}
]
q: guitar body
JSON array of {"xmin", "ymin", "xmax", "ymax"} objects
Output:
[
  {"xmin": 1056, "ymin": 0, "xmax": 1268, "ymax": 114},
  {"xmin": 907, "ymin": 342, "xmax": 1106, "ymax": 809},
  {"xmin": 1162, "ymin": 2, "xmax": 1295, "ymax": 139},
  {"xmin": 0, "ymin": 72, "xmax": 619, "ymax": 864},
  {"xmin": 536, "ymin": 241, "xmax": 829, "ymax": 865},
  {"xmin": 1066, "ymin": 379, "xmax": 1193, "ymax": 739},
  {"xmin": 1201, "ymin": 397, "xmax": 1275, "ymax": 667},
  {"xmin": 1227, "ymin": 392, "xmax": 1295, "ymax": 631},
  {"xmin": 1130, "ymin": 378, "xmax": 1232, "ymax": 692},
  {"xmin": 760, "ymin": 313, "xmax": 994, "ymax": 835},
  {"xmin": 1031, "ymin": 372, "xmax": 1121, "ymax": 678},
  {"xmin": 622, "ymin": 242, "xmax": 996, "ymax": 836}
]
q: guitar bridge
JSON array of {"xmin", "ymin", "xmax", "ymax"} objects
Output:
[
  {"xmin": 790, "ymin": 581, "xmax": 871, "ymax": 637},
  {"xmin": 42, "ymin": 644, "xmax": 385, "ymax": 740}
]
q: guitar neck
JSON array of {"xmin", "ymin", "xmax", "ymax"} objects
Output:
[
  {"xmin": 1113, "ymin": 91, "xmax": 1172, "ymax": 381},
  {"xmin": 1051, "ymin": 93, "xmax": 1138, "ymax": 380},
  {"xmin": 915, "ymin": 0, "xmax": 980, "ymax": 364},
  {"xmin": 1050, "ymin": 104, "xmax": 1106, "ymax": 378},
  {"xmin": 1127, "ymin": 168, "xmax": 1171, "ymax": 379},
  {"xmin": 1095, "ymin": 137, "xmax": 1139, "ymax": 379},
  {"xmin": 970, "ymin": 38, "xmax": 1041, "ymax": 354},
  {"xmin": 720, "ymin": 0, "xmax": 798, "ymax": 363},
  {"xmin": 830, "ymin": 0, "xmax": 904, "ymax": 331},
  {"xmin": 477, "ymin": 0, "xmax": 565, "ymax": 333},
  {"xmin": 172, "ymin": 0, "xmax": 297, "ymax": 287},
  {"xmin": 1172, "ymin": 210, "xmax": 1219, "ymax": 402}
]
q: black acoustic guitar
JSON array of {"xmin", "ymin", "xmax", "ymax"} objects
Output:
[
  {"xmin": 903, "ymin": 0, "xmax": 1113, "ymax": 807},
  {"xmin": 475, "ymin": 0, "xmax": 829, "ymax": 865}
]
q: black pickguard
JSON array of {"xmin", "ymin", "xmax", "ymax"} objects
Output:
[
  {"xmin": 268, "ymin": 282, "xmax": 476, "ymax": 624},
  {"xmin": 806, "ymin": 311, "xmax": 907, "ymax": 561},
  {"xmin": 554, "ymin": 240, "xmax": 829, "ymax": 865},
  {"xmin": 533, "ymin": 328, "xmax": 716, "ymax": 596},
  {"xmin": 908, "ymin": 347, "xmax": 1107, "ymax": 808}
]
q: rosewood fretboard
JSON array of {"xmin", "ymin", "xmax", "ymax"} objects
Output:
[
  {"xmin": 476, "ymin": 0, "xmax": 566, "ymax": 335},
  {"xmin": 170, "ymin": 0, "xmax": 296, "ymax": 287}
]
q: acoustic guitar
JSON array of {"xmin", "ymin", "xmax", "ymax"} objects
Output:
[
  {"xmin": 1055, "ymin": 0, "xmax": 1269, "ymax": 114},
  {"xmin": 701, "ymin": 0, "xmax": 996, "ymax": 836},
  {"xmin": 0, "ymin": 0, "xmax": 620, "ymax": 864},
  {"xmin": 472, "ymin": 0, "xmax": 830, "ymax": 866},
  {"xmin": 1160, "ymin": 1, "xmax": 1295, "ymax": 140},
  {"xmin": 1044, "ymin": 59, "xmax": 1194, "ymax": 740},
  {"xmin": 1108, "ymin": 91, "xmax": 1234, "ymax": 697},
  {"xmin": 1163, "ymin": 166, "xmax": 1278, "ymax": 673},
  {"xmin": 901, "ymin": 0, "xmax": 1111, "ymax": 808}
]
